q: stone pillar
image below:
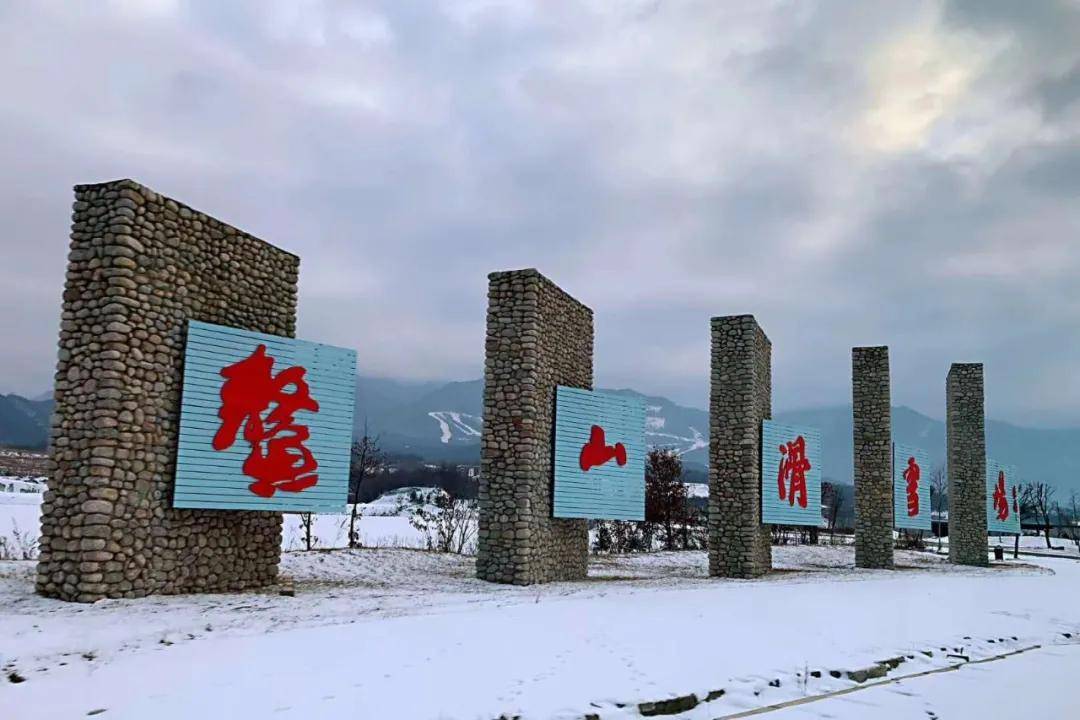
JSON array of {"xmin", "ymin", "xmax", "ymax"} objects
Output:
[
  {"xmin": 709, "ymin": 315, "xmax": 772, "ymax": 578},
  {"xmin": 476, "ymin": 269, "xmax": 592, "ymax": 584},
  {"xmin": 946, "ymin": 363, "xmax": 988, "ymax": 566},
  {"xmin": 37, "ymin": 179, "xmax": 297, "ymax": 602},
  {"xmin": 852, "ymin": 346, "xmax": 894, "ymax": 568}
]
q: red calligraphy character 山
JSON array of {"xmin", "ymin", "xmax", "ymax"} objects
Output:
[
  {"xmin": 903, "ymin": 456, "xmax": 921, "ymax": 517},
  {"xmin": 579, "ymin": 425, "xmax": 627, "ymax": 472},
  {"xmin": 212, "ymin": 344, "xmax": 321, "ymax": 498},
  {"xmin": 777, "ymin": 436, "xmax": 810, "ymax": 509},
  {"xmin": 993, "ymin": 470, "xmax": 1009, "ymax": 522}
]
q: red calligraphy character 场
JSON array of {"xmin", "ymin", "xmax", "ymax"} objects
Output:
[
  {"xmin": 777, "ymin": 436, "xmax": 810, "ymax": 509},
  {"xmin": 903, "ymin": 456, "xmax": 921, "ymax": 517},
  {"xmin": 992, "ymin": 470, "xmax": 1009, "ymax": 522},
  {"xmin": 212, "ymin": 344, "xmax": 321, "ymax": 498}
]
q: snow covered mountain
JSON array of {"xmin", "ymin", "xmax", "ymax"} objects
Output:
[
  {"xmin": 355, "ymin": 378, "xmax": 714, "ymax": 466},
  {"xmin": 354, "ymin": 378, "xmax": 1080, "ymax": 494}
]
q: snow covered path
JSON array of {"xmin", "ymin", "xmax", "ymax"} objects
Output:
[
  {"xmin": 766, "ymin": 643, "xmax": 1080, "ymax": 719},
  {"xmin": 3, "ymin": 547, "xmax": 1079, "ymax": 719}
]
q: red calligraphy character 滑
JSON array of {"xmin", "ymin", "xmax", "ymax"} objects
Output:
[
  {"xmin": 212, "ymin": 344, "xmax": 321, "ymax": 498},
  {"xmin": 777, "ymin": 436, "xmax": 810, "ymax": 509}
]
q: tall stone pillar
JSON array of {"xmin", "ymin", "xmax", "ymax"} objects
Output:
[
  {"xmin": 37, "ymin": 179, "xmax": 296, "ymax": 602},
  {"xmin": 709, "ymin": 315, "xmax": 772, "ymax": 578},
  {"xmin": 476, "ymin": 269, "xmax": 591, "ymax": 585},
  {"xmin": 946, "ymin": 363, "xmax": 988, "ymax": 566},
  {"xmin": 852, "ymin": 346, "xmax": 894, "ymax": 568}
]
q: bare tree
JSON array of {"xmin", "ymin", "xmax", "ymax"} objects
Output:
[
  {"xmin": 1059, "ymin": 492, "xmax": 1080, "ymax": 555},
  {"xmin": 928, "ymin": 464, "xmax": 947, "ymax": 552},
  {"xmin": 1021, "ymin": 481, "xmax": 1056, "ymax": 549},
  {"xmin": 347, "ymin": 426, "xmax": 383, "ymax": 549},
  {"xmin": 822, "ymin": 482, "xmax": 843, "ymax": 541},
  {"xmin": 298, "ymin": 512, "xmax": 316, "ymax": 551}
]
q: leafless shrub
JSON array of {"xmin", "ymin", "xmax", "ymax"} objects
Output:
[{"xmin": 409, "ymin": 489, "xmax": 478, "ymax": 554}]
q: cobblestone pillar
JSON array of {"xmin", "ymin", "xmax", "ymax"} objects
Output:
[
  {"xmin": 37, "ymin": 179, "xmax": 296, "ymax": 602},
  {"xmin": 947, "ymin": 363, "xmax": 988, "ymax": 566},
  {"xmin": 852, "ymin": 346, "xmax": 894, "ymax": 568},
  {"xmin": 709, "ymin": 315, "xmax": 772, "ymax": 578},
  {"xmin": 476, "ymin": 269, "xmax": 592, "ymax": 584}
]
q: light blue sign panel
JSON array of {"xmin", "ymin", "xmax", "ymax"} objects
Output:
[
  {"xmin": 761, "ymin": 420, "xmax": 823, "ymax": 527},
  {"xmin": 986, "ymin": 459, "xmax": 1021, "ymax": 535},
  {"xmin": 174, "ymin": 320, "xmax": 356, "ymax": 513},
  {"xmin": 893, "ymin": 443, "xmax": 932, "ymax": 531},
  {"xmin": 553, "ymin": 386, "xmax": 646, "ymax": 521}
]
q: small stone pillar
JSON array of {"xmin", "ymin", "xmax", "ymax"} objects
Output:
[
  {"xmin": 36, "ymin": 179, "xmax": 296, "ymax": 602},
  {"xmin": 709, "ymin": 315, "xmax": 772, "ymax": 578},
  {"xmin": 852, "ymin": 346, "xmax": 894, "ymax": 568},
  {"xmin": 476, "ymin": 269, "xmax": 592, "ymax": 585},
  {"xmin": 946, "ymin": 363, "xmax": 988, "ymax": 566}
]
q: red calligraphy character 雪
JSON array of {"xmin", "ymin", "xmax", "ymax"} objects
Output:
[
  {"xmin": 993, "ymin": 470, "xmax": 1009, "ymax": 522},
  {"xmin": 777, "ymin": 436, "xmax": 810, "ymax": 509},
  {"xmin": 903, "ymin": 456, "xmax": 921, "ymax": 517},
  {"xmin": 212, "ymin": 344, "xmax": 321, "ymax": 498}
]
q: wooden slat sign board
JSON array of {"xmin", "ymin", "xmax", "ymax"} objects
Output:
[
  {"xmin": 761, "ymin": 420, "xmax": 823, "ymax": 527},
  {"xmin": 893, "ymin": 443, "xmax": 932, "ymax": 531},
  {"xmin": 986, "ymin": 458, "xmax": 1021, "ymax": 535},
  {"xmin": 553, "ymin": 386, "xmax": 646, "ymax": 521},
  {"xmin": 173, "ymin": 320, "xmax": 356, "ymax": 513}
]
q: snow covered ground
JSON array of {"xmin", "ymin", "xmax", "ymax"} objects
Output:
[
  {"xmin": 767, "ymin": 643, "xmax": 1080, "ymax": 719},
  {"xmin": 3, "ymin": 546, "xmax": 1079, "ymax": 719},
  {"xmin": 0, "ymin": 490, "xmax": 431, "ymax": 557}
]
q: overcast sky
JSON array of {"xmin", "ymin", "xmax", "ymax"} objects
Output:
[{"xmin": 1, "ymin": 1, "xmax": 1077, "ymax": 426}]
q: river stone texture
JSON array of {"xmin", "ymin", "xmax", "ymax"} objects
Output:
[
  {"xmin": 852, "ymin": 346, "xmax": 894, "ymax": 569},
  {"xmin": 947, "ymin": 363, "xmax": 988, "ymax": 567},
  {"xmin": 709, "ymin": 315, "xmax": 772, "ymax": 578},
  {"xmin": 36, "ymin": 179, "xmax": 296, "ymax": 602},
  {"xmin": 476, "ymin": 269, "xmax": 591, "ymax": 585}
]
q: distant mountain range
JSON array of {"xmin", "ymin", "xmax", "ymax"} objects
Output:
[
  {"xmin": 0, "ymin": 394, "xmax": 52, "ymax": 449},
  {"xmin": 351, "ymin": 378, "xmax": 1080, "ymax": 495},
  {"xmin": 6, "ymin": 377, "xmax": 1079, "ymax": 496}
]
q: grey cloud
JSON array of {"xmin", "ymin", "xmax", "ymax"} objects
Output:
[
  {"xmin": 0, "ymin": 0, "xmax": 1078, "ymax": 428},
  {"xmin": 1033, "ymin": 63, "xmax": 1080, "ymax": 119}
]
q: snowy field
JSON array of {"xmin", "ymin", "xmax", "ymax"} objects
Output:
[
  {"xmin": 0, "ymin": 487, "xmax": 432, "ymax": 558},
  {"xmin": 3, "ymin": 546, "xmax": 1080, "ymax": 719}
]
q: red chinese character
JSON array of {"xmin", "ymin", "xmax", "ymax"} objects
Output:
[
  {"xmin": 212, "ymin": 344, "xmax": 321, "ymax": 498},
  {"xmin": 777, "ymin": 436, "xmax": 810, "ymax": 509},
  {"xmin": 903, "ymin": 456, "xmax": 921, "ymax": 517},
  {"xmin": 579, "ymin": 425, "xmax": 627, "ymax": 472},
  {"xmin": 992, "ymin": 470, "xmax": 1009, "ymax": 521}
]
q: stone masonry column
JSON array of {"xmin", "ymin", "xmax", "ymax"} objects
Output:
[
  {"xmin": 852, "ymin": 346, "xmax": 894, "ymax": 568},
  {"xmin": 947, "ymin": 363, "xmax": 988, "ymax": 566},
  {"xmin": 476, "ymin": 269, "xmax": 591, "ymax": 584},
  {"xmin": 37, "ymin": 179, "xmax": 296, "ymax": 602},
  {"xmin": 709, "ymin": 315, "xmax": 772, "ymax": 578}
]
